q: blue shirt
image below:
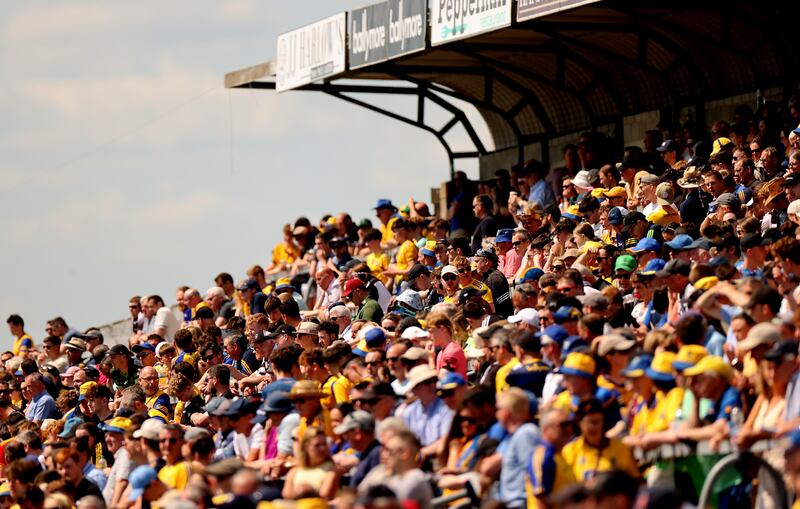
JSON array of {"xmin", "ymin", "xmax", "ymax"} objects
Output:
[
  {"xmin": 261, "ymin": 377, "xmax": 296, "ymax": 400},
  {"xmin": 25, "ymin": 391, "xmax": 58, "ymax": 422},
  {"xmin": 402, "ymin": 397, "xmax": 453, "ymax": 447},
  {"xmin": 83, "ymin": 463, "xmax": 107, "ymax": 490},
  {"xmin": 498, "ymin": 422, "xmax": 541, "ymax": 508},
  {"xmin": 528, "ymin": 179, "xmax": 556, "ymax": 210},
  {"xmin": 707, "ymin": 386, "xmax": 742, "ymax": 424}
]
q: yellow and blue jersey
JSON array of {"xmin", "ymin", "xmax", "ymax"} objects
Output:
[
  {"xmin": 146, "ymin": 390, "xmax": 173, "ymax": 423},
  {"xmin": 525, "ymin": 441, "xmax": 576, "ymax": 506},
  {"xmin": 13, "ymin": 334, "xmax": 34, "ymax": 356},
  {"xmin": 560, "ymin": 436, "xmax": 639, "ymax": 482}
]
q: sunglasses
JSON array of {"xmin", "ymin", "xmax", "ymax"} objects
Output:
[
  {"xmin": 160, "ymin": 437, "xmax": 179, "ymax": 444},
  {"xmin": 136, "ymin": 352, "xmax": 150, "ymax": 359},
  {"xmin": 355, "ymin": 398, "xmax": 378, "ymax": 406},
  {"xmin": 512, "ymin": 241, "xmax": 526, "ymax": 247},
  {"xmin": 552, "ymin": 265, "xmax": 564, "ymax": 271},
  {"xmin": 365, "ymin": 361, "xmax": 382, "ymax": 367},
  {"xmin": 442, "ymin": 274, "xmax": 457, "ymax": 281},
  {"xmin": 557, "ymin": 286, "xmax": 575, "ymax": 293},
  {"xmin": 615, "ymin": 273, "xmax": 631, "ymax": 280},
  {"xmin": 387, "ymin": 356, "xmax": 400, "ymax": 363},
  {"xmin": 457, "ymin": 268, "xmax": 470, "ymax": 274},
  {"xmin": 459, "ymin": 416, "xmax": 478, "ymax": 425},
  {"xmin": 439, "ymin": 389, "xmax": 456, "ymax": 398}
]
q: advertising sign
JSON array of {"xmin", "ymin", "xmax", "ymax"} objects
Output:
[
  {"xmin": 387, "ymin": 0, "xmax": 427, "ymax": 58},
  {"xmin": 431, "ymin": 0, "xmax": 512, "ymax": 46},
  {"xmin": 350, "ymin": 3, "xmax": 389, "ymax": 69},
  {"xmin": 276, "ymin": 13, "xmax": 346, "ymax": 92},
  {"xmin": 517, "ymin": 0, "xmax": 601, "ymax": 22}
]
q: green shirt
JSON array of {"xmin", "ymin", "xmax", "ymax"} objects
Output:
[
  {"xmin": 110, "ymin": 361, "xmax": 139, "ymax": 390},
  {"xmin": 356, "ymin": 298, "xmax": 383, "ymax": 323}
]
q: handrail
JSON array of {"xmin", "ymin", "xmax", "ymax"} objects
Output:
[{"xmin": 633, "ymin": 437, "xmax": 783, "ymax": 463}]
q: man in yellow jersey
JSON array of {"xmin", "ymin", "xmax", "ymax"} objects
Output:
[
  {"xmin": 374, "ymin": 198, "xmax": 400, "ymax": 246},
  {"xmin": 140, "ymin": 366, "xmax": 172, "ymax": 423},
  {"xmin": 561, "ymin": 398, "xmax": 639, "ymax": 483},
  {"xmin": 300, "ymin": 348, "xmax": 349, "ymax": 410},
  {"xmin": 440, "ymin": 265, "xmax": 461, "ymax": 304},
  {"xmin": 157, "ymin": 424, "xmax": 191, "ymax": 490},
  {"xmin": 6, "ymin": 314, "xmax": 34, "ymax": 358},
  {"xmin": 452, "ymin": 256, "xmax": 494, "ymax": 311},
  {"xmin": 526, "ymin": 408, "xmax": 576, "ymax": 508}
]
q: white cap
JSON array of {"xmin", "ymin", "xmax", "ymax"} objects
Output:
[
  {"xmin": 401, "ymin": 326, "xmax": 429, "ymax": 340},
  {"xmin": 440, "ymin": 265, "xmax": 458, "ymax": 277},
  {"xmin": 507, "ymin": 307, "xmax": 540, "ymax": 326}
]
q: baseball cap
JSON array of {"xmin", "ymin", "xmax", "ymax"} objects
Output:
[
  {"xmin": 646, "ymin": 351, "xmax": 676, "ymax": 382},
  {"xmin": 405, "ymin": 365, "xmax": 438, "ymax": 389},
  {"xmin": 237, "ymin": 278, "xmax": 260, "ymax": 291},
  {"xmin": 581, "ymin": 293, "xmax": 608, "ymax": 310},
  {"xmin": 342, "ymin": 278, "xmax": 365, "ymax": 297},
  {"xmin": 656, "ymin": 259, "xmax": 691, "ymax": 278},
  {"xmin": 59, "ymin": 366, "xmax": 81, "ymax": 379},
  {"xmin": 541, "ymin": 325, "xmax": 569, "ymax": 347},
  {"xmin": 595, "ymin": 333, "xmax": 636, "ymax": 357},
  {"xmin": 737, "ymin": 323, "xmax": 781, "ymax": 353},
  {"xmin": 553, "ymin": 306, "xmax": 582, "ymax": 324},
  {"xmin": 603, "ymin": 187, "xmax": 627, "ymax": 199},
  {"xmin": 655, "ymin": 182, "xmax": 675, "ymax": 206},
  {"xmin": 507, "ymin": 308, "xmax": 540, "ymax": 326},
  {"xmin": 437, "ymin": 372, "xmax": 467, "ymax": 391},
  {"xmin": 639, "ymin": 173, "xmax": 661, "ymax": 185},
  {"xmin": 253, "ymin": 392, "xmax": 293, "ymax": 424},
  {"xmin": 629, "ymin": 237, "xmax": 660, "ymax": 253},
  {"xmin": 128, "ymin": 466, "xmax": 159, "ymax": 501},
  {"xmin": 740, "ymin": 233, "xmax": 771, "ymax": 251},
  {"xmin": 520, "ymin": 268, "xmax": 544, "ymax": 283},
  {"xmin": 395, "ymin": 290, "xmax": 423, "ymax": 312},
  {"xmin": 133, "ymin": 418, "xmax": 165, "ymax": 440},
  {"xmin": 441, "ymin": 265, "xmax": 458, "ymax": 277},
  {"xmin": 77, "ymin": 381, "xmax": 98, "ymax": 401},
  {"xmin": 195, "ymin": 306, "xmax": 214, "ymax": 320},
  {"xmin": 682, "ymin": 355, "xmax": 733, "ymax": 381},
  {"xmin": 458, "ymin": 287, "xmax": 487, "ymax": 305},
  {"xmin": 607, "ymin": 207, "xmax": 625, "ymax": 225},
  {"xmin": 711, "ymin": 193, "xmax": 740, "ymax": 208},
  {"xmin": 400, "ymin": 327, "xmax": 429, "ymax": 341},
  {"xmin": 656, "ymin": 140, "xmax": 679, "ymax": 153},
  {"xmin": 639, "ymin": 258, "xmax": 666, "ymax": 276},
  {"xmin": 764, "ymin": 340, "xmax": 799, "ymax": 362},
  {"xmin": 474, "ymin": 248, "xmax": 499, "ymax": 265},
  {"xmin": 614, "ymin": 254, "xmax": 637, "ymax": 273},
  {"xmin": 297, "ymin": 322, "xmax": 319, "ymax": 336},
  {"xmin": 364, "ymin": 328, "xmax": 387, "ymax": 348},
  {"xmin": 672, "ymin": 345, "xmax": 708, "ymax": 372},
  {"xmin": 495, "ymin": 229, "xmax": 514, "ymax": 243},
  {"xmin": 400, "ymin": 346, "xmax": 429, "ymax": 361},
  {"xmin": 622, "ymin": 354, "xmax": 653, "ymax": 378},
  {"xmin": 710, "ymin": 137, "xmax": 732, "ymax": 155},
  {"xmin": 109, "ymin": 344, "xmax": 132, "ymax": 357},
  {"xmin": 132, "ymin": 343, "xmax": 156, "ymax": 354},
  {"xmin": 687, "ymin": 237, "xmax": 713, "ymax": 251},
  {"xmin": 100, "ymin": 416, "xmax": 133, "ymax": 434},
  {"xmin": 558, "ymin": 352, "xmax": 596, "ymax": 378},
  {"xmin": 334, "ymin": 410, "xmax": 375, "ymax": 435},
  {"xmin": 664, "ymin": 234, "xmax": 694, "ymax": 251}
]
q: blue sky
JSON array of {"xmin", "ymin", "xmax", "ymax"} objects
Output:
[{"xmin": 0, "ymin": 1, "xmax": 490, "ymax": 350}]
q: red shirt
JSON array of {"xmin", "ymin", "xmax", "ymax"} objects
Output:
[{"xmin": 436, "ymin": 341, "xmax": 467, "ymax": 377}]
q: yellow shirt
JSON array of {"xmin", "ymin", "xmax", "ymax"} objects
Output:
[
  {"xmin": 561, "ymin": 436, "xmax": 639, "ymax": 482},
  {"xmin": 366, "ymin": 252, "xmax": 391, "ymax": 285},
  {"xmin": 272, "ymin": 241, "xmax": 301, "ymax": 265},
  {"xmin": 158, "ymin": 461, "xmax": 191, "ymax": 490},
  {"xmin": 380, "ymin": 216, "xmax": 399, "ymax": 244},
  {"xmin": 525, "ymin": 443, "xmax": 576, "ymax": 506},
  {"xmin": 460, "ymin": 279, "xmax": 494, "ymax": 306},
  {"xmin": 321, "ymin": 375, "xmax": 351, "ymax": 410},
  {"xmin": 647, "ymin": 387, "xmax": 684, "ymax": 432},
  {"xmin": 12, "ymin": 334, "xmax": 34, "ymax": 357},
  {"xmin": 647, "ymin": 206, "xmax": 681, "ymax": 227},
  {"xmin": 297, "ymin": 407, "xmax": 334, "ymax": 443},
  {"xmin": 395, "ymin": 240, "xmax": 419, "ymax": 285},
  {"xmin": 495, "ymin": 358, "xmax": 520, "ymax": 393}
]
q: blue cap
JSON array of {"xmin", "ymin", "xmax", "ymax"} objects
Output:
[
  {"xmin": 495, "ymin": 229, "xmax": 514, "ymax": 243},
  {"xmin": 437, "ymin": 372, "xmax": 467, "ymax": 390},
  {"xmin": 132, "ymin": 343, "xmax": 156, "ymax": 354},
  {"xmin": 365, "ymin": 328, "xmax": 386, "ymax": 347},
  {"xmin": 687, "ymin": 237, "xmax": 712, "ymax": 251},
  {"xmin": 553, "ymin": 306, "xmax": 582, "ymax": 323},
  {"xmin": 541, "ymin": 325, "xmax": 568, "ymax": 347},
  {"xmin": 708, "ymin": 255, "xmax": 729, "ymax": 267},
  {"xmin": 59, "ymin": 417, "xmax": 83, "ymax": 438},
  {"xmin": 420, "ymin": 248, "xmax": 435, "ymax": 258},
  {"xmin": 562, "ymin": 336, "xmax": 588, "ymax": 355},
  {"xmin": 253, "ymin": 391, "xmax": 293, "ymax": 424},
  {"xmin": 622, "ymin": 354, "xmax": 653, "ymax": 378},
  {"xmin": 639, "ymin": 258, "xmax": 666, "ymax": 275},
  {"xmin": 374, "ymin": 199, "xmax": 396, "ymax": 210},
  {"xmin": 128, "ymin": 466, "xmax": 159, "ymax": 501},
  {"xmin": 608, "ymin": 207, "xmax": 624, "ymax": 225},
  {"xmin": 201, "ymin": 396, "xmax": 227, "ymax": 414},
  {"xmin": 665, "ymin": 234, "xmax": 694, "ymax": 250},
  {"xmin": 521, "ymin": 268, "xmax": 544, "ymax": 283},
  {"xmin": 629, "ymin": 237, "xmax": 660, "ymax": 253}
]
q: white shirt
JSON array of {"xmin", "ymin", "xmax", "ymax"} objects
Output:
[{"xmin": 154, "ymin": 307, "xmax": 181, "ymax": 342}]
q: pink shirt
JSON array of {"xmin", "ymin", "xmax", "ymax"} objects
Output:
[
  {"xmin": 436, "ymin": 341, "xmax": 467, "ymax": 377},
  {"xmin": 503, "ymin": 249, "xmax": 524, "ymax": 279}
]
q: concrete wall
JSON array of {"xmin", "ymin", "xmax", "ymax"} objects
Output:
[{"xmin": 96, "ymin": 306, "xmax": 183, "ymax": 347}]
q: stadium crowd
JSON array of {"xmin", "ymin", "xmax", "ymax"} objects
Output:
[{"xmin": 5, "ymin": 104, "xmax": 800, "ymax": 509}]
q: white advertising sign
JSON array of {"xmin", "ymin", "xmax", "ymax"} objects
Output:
[
  {"xmin": 277, "ymin": 13, "xmax": 347, "ymax": 92},
  {"xmin": 431, "ymin": 0, "xmax": 512, "ymax": 46}
]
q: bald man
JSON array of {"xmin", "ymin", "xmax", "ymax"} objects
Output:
[{"xmin": 140, "ymin": 366, "xmax": 172, "ymax": 423}]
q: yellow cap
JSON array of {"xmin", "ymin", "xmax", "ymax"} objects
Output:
[
  {"xmin": 559, "ymin": 352, "xmax": 596, "ymax": 378},
  {"xmin": 79, "ymin": 381, "xmax": 97, "ymax": 396},
  {"xmin": 647, "ymin": 352, "xmax": 677, "ymax": 381},
  {"xmin": 101, "ymin": 416, "xmax": 132, "ymax": 433},
  {"xmin": 682, "ymin": 356, "xmax": 733, "ymax": 381},
  {"xmin": 603, "ymin": 186, "xmax": 627, "ymax": 198},
  {"xmin": 591, "ymin": 188, "xmax": 606, "ymax": 199},
  {"xmin": 673, "ymin": 345, "xmax": 708, "ymax": 371},
  {"xmin": 710, "ymin": 137, "xmax": 732, "ymax": 156},
  {"xmin": 694, "ymin": 276, "xmax": 719, "ymax": 290}
]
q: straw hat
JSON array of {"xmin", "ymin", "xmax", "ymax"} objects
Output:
[
  {"xmin": 677, "ymin": 166, "xmax": 703, "ymax": 189},
  {"xmin": 764, "ymin": 177, "xmax": 787, "ymax": 206},
  {"xmin": 287, "ymin": 380, "xmax": 326, "ymax": 400}
]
